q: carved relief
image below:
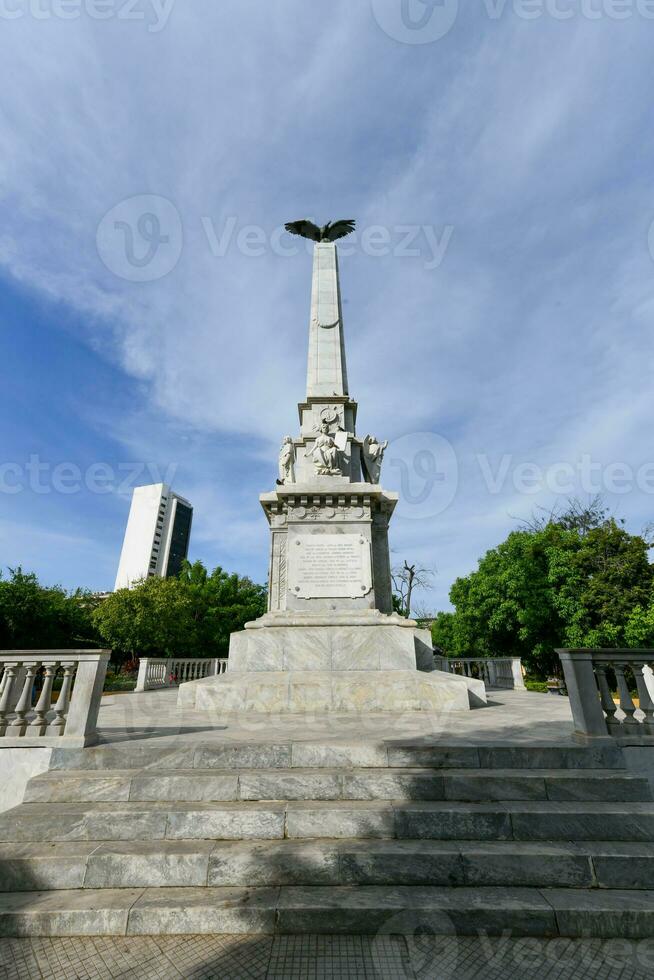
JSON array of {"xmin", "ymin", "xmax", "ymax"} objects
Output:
[
  {"xmin": 277, "ymin": 436, "xmax": 296, "ymax": 485},
  {"xmin": 278, "ymin": 541, "xmax": 287, "ymax": 606},
  {"xmin": 361, "ymin": 435, "xmax": 388, "ymax": 484},
  {"xmin": 306, "ymin": 420, "xmax": 343, "ymax": 476}
]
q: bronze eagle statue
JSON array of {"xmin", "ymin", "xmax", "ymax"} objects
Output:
[{"xmin": 284, "ymin": 219, "xmax": 356, "ymax": 242}]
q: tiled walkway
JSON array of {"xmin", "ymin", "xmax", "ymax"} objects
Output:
[{"xmin": 2, "ymin": 933, "xmax": 653, "ymax": 979}]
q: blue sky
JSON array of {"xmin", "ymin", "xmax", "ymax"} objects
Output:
[{"xmin": 1, "ymin": 1, "xmax": 654, "ymax": 612}]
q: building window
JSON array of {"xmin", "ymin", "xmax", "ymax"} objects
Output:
[{"xmin": 165, "ymin": 502, "xmax": 192, "ymax": 578}]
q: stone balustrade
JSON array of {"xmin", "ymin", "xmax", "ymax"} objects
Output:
[
  {"xmin": 134, "ymin": 657, "xmax": 228, "ymax": 692},
  {"xmin": 557, "ymin": 648, "xmax": 654, "ymax": 739},
  {"xmin": 434, "ymin": 656, "xmax": 525, "ymax": 690},
  {"xmin": 0, "ymin": 650, "xmax": 110, "ymax": 747}
]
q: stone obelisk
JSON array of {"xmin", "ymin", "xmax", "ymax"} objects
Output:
[{"xmin": 178, "ymin": 236, "xmax": 484, "ymax": 713}]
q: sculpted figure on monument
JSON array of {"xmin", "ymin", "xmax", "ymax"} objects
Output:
[
  {"xmin": 307, "ymin": 420, "xmax": 342, "ymax": 476},
  {"xmin": 361, "ymin": 435, "xmax": 388, "ymax": 484},
  {"xmin": 277, "ymin": 436, "xmax": 296, "ymax": 485}
]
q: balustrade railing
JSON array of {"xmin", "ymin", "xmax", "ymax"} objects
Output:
[
  {"xmin": 135, "ymin": 657, "xmax": 228, "ymax": 692},
  {"xmin": 557, "ymin": 649, "xmax": 654, "ymax": 739},
  {"xmin": 0, "ymin": 650, "xmax": 110, "ymax": 747},
  {"xmin": 434, "ymin": 656, "xmax": 525, "ymax": 690}
]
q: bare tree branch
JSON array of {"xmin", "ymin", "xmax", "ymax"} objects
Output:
[{"xmin": 391, "ymin": 560, "xmax": 435, "ymax": 618}]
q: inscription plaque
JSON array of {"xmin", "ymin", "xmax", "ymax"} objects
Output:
[{"xmin": 287, "ymin": 533, "xmax": 372, "ymax": 599}]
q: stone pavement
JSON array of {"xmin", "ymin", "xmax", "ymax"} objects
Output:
[
  {"xmin": 2, "ymin": 933, "xmax": 654, "ymax": 979},
  {"xmin": 92, "ymin": 687, "xmax": 577, "ymax": 749}
]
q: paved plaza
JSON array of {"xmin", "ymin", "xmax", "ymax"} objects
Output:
[
  {"xmin": 91, "ymin": 686, "xmax": 578, "ymax": 750},
  {"xmin": 2, "ymin": 932, "xmax": 654, "ymax": 979}
]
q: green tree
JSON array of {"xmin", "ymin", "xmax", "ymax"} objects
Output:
[
  {"xmin": 92, "ymin": 575, "xmax": 195, "ymax": 660},
  {"xmin": 431, "ymin": 611, "xmax": 457, "ymax": 654},
  {"xmin": 93, "ymin": 561, "xmax": 267, "ymax": 661},
  {"xmin": 179, "ymin": 560, "xmax": 267, "ymax": 657},
  {"xmin": 434, "ymin": 502, "xmax": 653, "ymax": 676},
  {"xmin": 0, "ymin": 567, "xmax": 98, "ymax": 649}
]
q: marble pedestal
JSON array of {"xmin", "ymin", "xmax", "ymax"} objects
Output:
[{"xmin": 177, "ymin": 613, "xmax": 486, "ymax": 713}]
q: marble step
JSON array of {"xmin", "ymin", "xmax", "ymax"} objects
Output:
[
  {"xmin": 2, "ymin": 839, "xmax": 654, "ymax": 891},
  {"xmin": 23, "ymin": 767, "xmax": 651, "ymax": 804},
  {"xmin": 2, "ymin": 800, "xmax": 654, "ymax": 843},
  {"xmin": 47, "ymin": 740, "xmax": 627, "ymax": 773},
  {"xmin": 1, "ymin": 885, "xmax": 654, "ymax": 938}
]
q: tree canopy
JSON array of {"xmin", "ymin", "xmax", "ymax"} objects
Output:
[
  {"xmin": 0, "ymin": 567, "xmax": 99, "ymax": 649},
  {"xmin": 432, "ymin": 501, "xmax": 653, "ymax": 676},
  {"xmin": 93, "ymin": 560, "xmax": 266, "ymax": 661}
]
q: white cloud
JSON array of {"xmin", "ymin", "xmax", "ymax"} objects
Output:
[{"xmin": 2, "ymin": 5, "xmax": 654, "ymax": 601}]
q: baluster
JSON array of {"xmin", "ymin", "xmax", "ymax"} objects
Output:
[
  {"xmin": 595, "ymin": 664, "xmax": 618, "ymax": 733},
  {"xmin": 633, "ymin": 662, "xmax": 654, "ymax": 735},
  {"xmin": 51, "ymin": 663, "xmax": 76, "ymax": 734},
  {"xmin": 9, "ymin": 662, "xmax": 39, "ymax": 735},
  {"xmin": 28, "ymin": 662, "xmax": 59, "ymax": 735},
  {"xmin": 0, "ymin": 663, "xmax": 20, "ymax": 736},
  {"xmin": 613, "ymin": 662, "xmax": 638, "ymax": 733}
]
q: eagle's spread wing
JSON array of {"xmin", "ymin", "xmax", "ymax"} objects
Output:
[
  {"xmin": 284, "ymin": 220, "xmax": 321, "ymax": 241},
  {"xmin": 324, "ymin": 219, "xmax": 356, "ymax": 242}
]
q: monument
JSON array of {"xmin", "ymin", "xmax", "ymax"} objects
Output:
[{"xmin": 179, "ymin": 220, "xmax": 484, "ymax": 712}]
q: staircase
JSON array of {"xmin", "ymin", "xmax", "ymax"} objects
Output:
[{"xmin": 1, "ymin": 738, "xmax": 654, "ymax": 938}]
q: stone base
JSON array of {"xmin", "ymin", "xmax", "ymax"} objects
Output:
[
  {"xmin": 177, "ymin": 668, "xmax": 479, "ymax": 713},
  {"xmin": 178, "ymin": 614, "xmax": 486, "ymax": 714},
  {"xmin": 229, "ymin": 615, "xmax": 435, "ymax": 675}
]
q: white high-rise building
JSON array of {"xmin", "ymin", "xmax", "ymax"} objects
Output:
[{"xmin": 114, "ymin": 483, "xmax": 193, "ymax": 590}]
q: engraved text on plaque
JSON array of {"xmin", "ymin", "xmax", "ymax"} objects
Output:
[{"xmin": 287, "ymin": 533, "xmax": 372, "ymax": 599}]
